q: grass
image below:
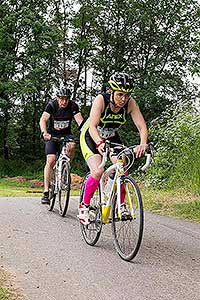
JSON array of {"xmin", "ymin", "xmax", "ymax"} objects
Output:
[
  {"xmin": 142, "ymin": 187, "xmax": 200, "ymax": 223},
  {"xmin": 0, "ymin": 178, "xmax": 80, "ymax": 197},
  {"xmin": 0, "ymin": 287, "xmax": 10, "ymax": 300},
  {"xmin": 0, "ymin": 178, "xmax": 42, "ymax": 197},
  {"xmin": 0, "ymin": 270, "xmax": 23, "ymax": 300},
  {"xmin": 0, "ymin": 271, "xmax": 12, "ymax": 300}
]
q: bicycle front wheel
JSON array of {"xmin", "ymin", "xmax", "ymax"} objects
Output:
[
  {"xmin": 58, "ymin": 163, "xmax": 71, "ymax": 217},
  {"xmin": 111, "ymin": 176, "xmax": 144, "ymax": 261},
  {"xmin": 79, "ymin": 173, "xmax": 102, "ymax": 246},
  {"xmin": 48, "ymin": 168, "xmax": 56, "ymax": 211}
]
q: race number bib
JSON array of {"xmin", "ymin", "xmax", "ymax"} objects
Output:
[
  {"xmin": 54, "ymin": 120, "xmax": 70, "ymax": 130},
  {"xmin": 97, "ymin": 126, "xmax": 117, "ymax": 139}
]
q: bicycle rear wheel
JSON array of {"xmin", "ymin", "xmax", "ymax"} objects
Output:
[
  {"xmin": 79, "ymin": 173, "xmax": 102, "ymax": 246},
  {"xmin": 48, "ymin": 168, "xmax": 56, "ymax": 211},
  {"xmin": 58, "ymin": 162, "xmax": 71, "ymax": 217},
  {"xmin": 111, "ymin": 175, "xmax": 144, "ymax": 261}
]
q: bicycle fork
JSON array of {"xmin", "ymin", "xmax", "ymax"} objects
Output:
[
  {"xmin": 53, "ymin": 160, "xmax": 62, "ymax": 194},
  {"xmin": 116, "ymin": 176, "xmax": 135, "ymax": 220},
  {"xmin": 116, "ymin": 177, "xmax": 122, "ymax": 219}
]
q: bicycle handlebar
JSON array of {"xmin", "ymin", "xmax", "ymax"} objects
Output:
[
  {"xmin": 99, "ymin": 141, "xmax": 153, "ymax": 171},
  {"xmin": 50, "ymin": 136, "xmax": 79, "ymax": 144},
  {"xmin": 140, "ymin": 153, "xmax": 151, "ymax": 171},
  {"xmin": 98, "ymin": 140, "xmax": 111, "ymax": 169}
]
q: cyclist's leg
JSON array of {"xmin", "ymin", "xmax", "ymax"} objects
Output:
[
  {"xmin": 44, "ymin": 154, "xmax": 56, "ymax": 192},
  {"xmin": 120, "ymin": 170, "xmax": 128, "ymax": 203},
  {"xmin": 79, "ymin": 127, "xmax": 103, "ymax": 223},
  {"xmin": 64, "ymin": 134, "xmax": 76, "ymax": 159},
  {"xmin": 80, "ymin": 127, "xmax": 104, "ymax": 206},
  {"xmin": 84, "ymin": 154, "xmax": 103, "ymax": 205},
  {"xmin": 109, "ymin": 134, "xmax": 128, "ymax": 207},
  {"xmin": 42, "ymin": 141, "xmax": 58, "ymax": 204},
  {"xmin": 79, "ymin": 173, "xmax": 102, "ymax": 245}
]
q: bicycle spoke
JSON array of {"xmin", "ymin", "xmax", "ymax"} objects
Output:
[
  {"xmin": 58, "ymin": 164, "xmax": 71, "ymax": 217},
  {"xmin": 48, "ymin": 168, "xmax": 56, "ymax": 211},
  {"xmin": 112, "ymin": 176, "xmax": 144, "ymax": 261}
]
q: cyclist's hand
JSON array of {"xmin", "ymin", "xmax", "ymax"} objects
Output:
[
  {"xmin": 43, "ymin": 133, "xmax": 51, "ymax": 141},
  {"xmin": 134, "ymin": 144, "xmax": 148, "ymax": 158},
  {"xmin": 97, "ymin": 142, "xmax": 106, "ymax": 155}
]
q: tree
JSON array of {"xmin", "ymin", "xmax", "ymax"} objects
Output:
[
  {"xmin": 73, "ymin": 0, "xmax": 199, "ymax": 120},
  {"xmin": 0, "ymin": 0, "xmax": 62, "ymax": 159}
]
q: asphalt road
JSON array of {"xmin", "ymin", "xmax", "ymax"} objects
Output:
[{"xmin": 0, "ymin": 196, "xmax": 199, "ymax": 300}]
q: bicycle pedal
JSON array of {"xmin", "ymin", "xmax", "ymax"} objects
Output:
[
  {"xmin": 121, "ymin": 214, "xmax": 132, "ymax": 221},
  {"xmin": 89, "ymin": 211, "xmax": 96, "ymax": 218}
]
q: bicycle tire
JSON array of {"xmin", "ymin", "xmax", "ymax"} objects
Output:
[
  {"xmin": 58, "ymin": 162, "xmax": 71, "ymax": 217},
  {"xmin": 48, "ymin": 168, "xmax": 56, "ymax": 211},
  {"xmin": 111, "ymin": 175, "xmax": 144, "ymax": 261},
  {"xmin": 79, "ymin": 173, "xmax": 102, "ymax": 246}
]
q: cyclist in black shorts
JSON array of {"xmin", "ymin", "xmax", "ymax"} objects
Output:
[
  {"xmin": 39, "ymin": 87, "xmax": 83, "ymax": 204},
  {"xmin": 78, "ymin": 72, "xmax": 148, "ymax": 224}
]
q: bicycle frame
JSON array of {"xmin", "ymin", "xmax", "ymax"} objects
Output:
[
  {"xmin": 54, "ymin": 146, "xmax": 70, "ymax": 194},
  {"xmin": 99, "ymin": 141, "xmax": 153, "ymax": 223},
  {"xmin": 100, "ymin": 157, "xmax": 125, "ymax": 223}
]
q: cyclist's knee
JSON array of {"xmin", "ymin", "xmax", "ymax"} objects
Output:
[
  {"xmin": 91, "ymin": 168, "xmax": 104, "ymax": 179},
  {"xmin": 68, "ymin": 142, "xmax": 76, "ymax": 150},
  {"xmin": 46, "ymin": 156, "xmax": 56, "ymax": 168},
  {"xmin": 65, "ymin": 142, "xmax": 75, "ymax": 157}
]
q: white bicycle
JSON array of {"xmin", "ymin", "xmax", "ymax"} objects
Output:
[
  {"xmin": 79, "ymin": 141, "xmax": 153, "ymax": 261},
  {"xmin": 48, "ymin": 136, "xmax": 77, "ymax": 217}
]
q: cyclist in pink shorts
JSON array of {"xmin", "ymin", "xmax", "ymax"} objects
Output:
[{"xmin": 78, "ymin": 72, "xmax": 148, "ymax": 225}]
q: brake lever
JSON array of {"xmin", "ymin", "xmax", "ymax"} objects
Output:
[{"xmin": 139, "ymin": 143, "xmax": 154, "ymax": 172}]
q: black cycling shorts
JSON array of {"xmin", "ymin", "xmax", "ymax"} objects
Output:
[
  {"xmin": 45, "ymin": 134, "xmax": 74, "ymax": 155},
  {"xmin": 80, "ymin": 128, "xmax": 122, "ymax": 161}
]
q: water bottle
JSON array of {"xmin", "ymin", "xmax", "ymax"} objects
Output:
[
  {"xmin": 102, "ymin": 173, "xmax": 115, "ymax": 223},
  {"xmin": 104, "ymin": 175, "xmax": 114, "ymax": 196}
]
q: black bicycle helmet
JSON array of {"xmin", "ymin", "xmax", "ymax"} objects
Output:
[
  {"xmin": 108, "ymin": 72, "xmax": 134, "ymax": 93},
  {"xmin": 56, "ymin": 87, "xmax": 72, "ymax": 97}
]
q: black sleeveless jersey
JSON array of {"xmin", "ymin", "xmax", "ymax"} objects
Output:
[
  {"xmin": 97, "ymin": 93, "xmax": 128, "ymax": 139},
  {"xmin": 44, "ymin": 100, "xmax": 79, "ymax": 136}
]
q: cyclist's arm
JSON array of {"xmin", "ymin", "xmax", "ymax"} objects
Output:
[
  {"xmin": 39, "ymin": 112, "xmax": 51, "ymax": 140},
  {"xmin": 74, "ymin": 112, "xmax": 84, "ymax": 127},
  {"xmin": 128, "ymin": 98, "xmax": 148, "ymax": 157},
  {"xmin": 88, "ymin": 95, "xmax": 105, "ymax": 145}
]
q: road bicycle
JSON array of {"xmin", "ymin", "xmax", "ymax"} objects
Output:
[
  {"xmin": 48, "ymin": 136, "xmax": 77, "ymax": 217},
  {"xmin": 79, "ymin": 141, "xmax": 153, "ymax": 261}
]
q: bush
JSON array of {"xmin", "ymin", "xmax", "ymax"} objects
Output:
[
  {"xmin": 0, "ymin": 157, "xmax": 44, "ymax": 179},
  {"xmin": 148, "ymin": 106, "xmax": 200, "ymax": 193}
]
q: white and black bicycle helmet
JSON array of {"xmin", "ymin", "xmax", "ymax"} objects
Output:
[
  {"xmin": 108, "ymin": 72, "xmax": 134, "ymax": 93},
  {"xmin": 56, "ymin": 87, "xmax": 72, "ymax": 97}
]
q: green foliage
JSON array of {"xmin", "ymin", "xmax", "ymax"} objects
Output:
[
  {"xmin": 0, "ymin": 99, "xmax": 7, "ymax": 108},
  {"xmin": 0, "ymin": 157, "xmax": 44, "ymax": 179},
  {"xmin": 0, "ymin": 0, "xmax": 199, "ymax": 194},
  {"xmin": 77, "ymin": 0, "xmax": 199, "ymax": 119},
  {"xmin": 149, "ymin": 106, "xmax": 200, "ymax": 193}
]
